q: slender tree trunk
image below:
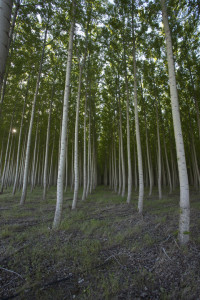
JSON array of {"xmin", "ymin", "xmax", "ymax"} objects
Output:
[
  {"xmin": 86, "ymin": 111, "xmax": 91, "ymax": 197},
  {"xmin": 118, "ymin": 98, "xmax": 125, "ymax": 197},
  {"xmin": 134, "ymin": 143, "xmax": 138, "ymax": 192},
  {"xmin": 145, "ymin": 118, "xmax": 153, "ymax": 196},
  {"xmin": 123, "ymin": 56, "xmax": 132, "ymax": 203},
  {"xmin": 18, "ymin": 129, "xmax": 27, "ymax": 190},
  {"xmin": 0, "ymin": 0, "xmax": 13, "ymax": 94},
  {"xmin": 164, "ymin": 138, "xmax": 172, "ymax": 194},
  {"xmin": 43, "ymin": 83, "xmax": 54, "ymax": 200},
  {"xmin": 82, "ymin": 93, "xmax": 87, "ymax": 200},
  {"xmin": 161, "ymin": 0, "xmax": 190, "ymax": 244},
  {"xmin": 53, "ymin": 3, "xmax": 75, "ymax": 228},
  {"xmin": 1, "ymin": 112, "xmax": 14, "ymax": 193},
  {"xmin": 13, "ymin": 77, "xmax": 29, "ymax": 195},
  {"xmin": 156, "ymin": 100, "xmax": 162, "ymax": 199},
  {"xmin": 90, "ymin": 134, "xmax": 94, "ymax": 193},
  {"xmin": 190, "ymin": 127, "xmax": 200, "ymax": 188},
  {"xmin": 30, "ymin": 117, "xmax": 39, "ymax": 192},
  {"xmin": 48, "ymin": 132, "xmax": 55, "ymax": 188},
  {"xmin": 64, "ymin": 134, "xmax": 69, "ymax": 192},
  {"xmin": 0, "ymin": 140, "xmax": 4, "ymax": 177},
  {"xmin": 71, "ymin": 141, "xmax": 74, "ymax": 191},
  {"xmin": 118, "ymin": 131, "xmax": 122, "ymax": 195},
  {"xmin": 114, "ymin": 139, "xmax": 118, "ymax": 192},
  {"xmin": 189, "ymin": 67, "xmax": 200, "ymax": 140},
  {"xmin": 132, "ymin": 23, "xmax": 144, "ymax": 212},
  {"xmin": 9, "ymin": 138, "xmax": 16, "ymax": 185},
  {"xmin": 104, "ymin": 157, "xmax": 108, "ymax": 186},
  {"xmin": 72, "ymin": 67, "xmax": 83, "ymax": 210},
  {"xmin": 0, "ymin": 0, "xmax": 20, "ymax": 109},
  {"xmin": 4, "ymin": 132, "xmax": 14, "ymax": 189},
  {"xmin": 20, "ymin": 27, "xmax": 47, "ymax": 205}
]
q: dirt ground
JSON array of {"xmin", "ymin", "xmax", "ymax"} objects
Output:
[{"xmin": 0, "ymin": 187, "xmax": 200, "ymax": 299}]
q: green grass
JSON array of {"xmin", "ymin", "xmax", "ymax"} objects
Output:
[{"xmin": 0, "ymin": 186, "xmax": 200, "ymax": 299}]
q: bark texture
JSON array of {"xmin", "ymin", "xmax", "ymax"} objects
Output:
[
  {"xmin": 0, "ymin": 0, "xmax": 13, "ymax": 92},
  {"xmin": 161, "ymin": 0, "xmax": 190, "ymax": 245},
  {"xmin": 53, "ymin": 3, "xmax": 75, "ymax": 228}
]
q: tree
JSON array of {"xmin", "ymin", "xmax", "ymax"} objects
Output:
[
  {"xmin": 161, "ymin": 0, "xmax": 190, "ymax": 245},
  {"xmin": 20, "ymin": 25, "xmax": 48, "ymax": 205},
  {"xmin": 131, "ymin": 2, "xmax": 144, "ymax": 213},
  {"xmin": 0, "ymin": 0, "xmax": 13, "ymax": 94},
  {"xmin": 53, "ymin": 0, "xmax": 76, "ymax": 229}
]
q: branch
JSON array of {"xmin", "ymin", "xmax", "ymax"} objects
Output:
[{"xmin": 0, "ymin": 267, "xmax": 24, "ymax": 279}]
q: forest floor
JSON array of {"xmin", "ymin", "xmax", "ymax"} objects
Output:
[{"xmin": 0, "ymin": 187, "xmax": 200, "ymax": 300}]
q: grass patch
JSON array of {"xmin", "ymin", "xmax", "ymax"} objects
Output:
[{"xmin": 0, "ymin": 186, "xmax": 200, "ymax": 299}]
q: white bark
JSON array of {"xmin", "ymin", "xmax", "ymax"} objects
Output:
[
  {"xmin": 20, "ymin": 27, "xmax": 47, "ymax": 205},
  {"xmin": 12, "ymin": 77, "xmax": 29, "ymax": 195},
  {"xmin": 0, "ymin": 140, "xmax": 4, "ymax": 176},
  {"xmin": 4, "ymin": 132, "xmax": 13, "ymax": 188},
  {"xmin": 1, "ymin": 112, "xmax": 14, "ymax": 193},
  {"xmin": 0, "ymin": 0, "xmax": 13, "ymax": 93},
  {"xmin": 43, "ymin": 84, "xmax": 54, "ymax": 200},
  {"xmin": 64, "ymin": 134, "xmax": 68, "ymax": 192},
  {"xmin": 30, "ymin": 118, "xmax": 39, "ymax": 192},
  {"xmin": 119, "ymin": 98, "xmax": 125, "ymax": 197},
  {"xmin": 132, "ymin": 28, "xmax": 144, "ymax": 213},
  {"xmin": 134, "ymin": 144, "xmax": 138, "ymax": 191},
  {"xmin": 156, "ymin": 100, "xmax": 162, "ymax": 199},
  {"xmin": 48, "ymin": 132, "xmax": 55, "ymax": 188},
  {"xmin": 90, "ymin": 134, "xmax": 95, "ymax": 193},
  {"xmin": 124, "ymin": 56, "xmax": 132, "ymax": 203},
  {"xmin": 72, "ymin": 67, "xmax": 82, "ymax": 210},
  {"xmin": 0, "ymin": 0, "xmax": 20, "ymax": 106},
  {"xmin": 118, "ymin": 132, "xmax": 121, "ymax": 195},
  {"xmin": 71, "ymin": 141, "xmax": 74, "ymax": 191},
  {"xmin": 86, "ymin": 111, "xmax": 91, "ymax": 197},
  {"xmin": 126, "ymin": 90, "xmax": 132, "ymax": 204},
  {"xmin": 82, "ymin": 94, "xmax": 87, "ymax": 200},
  {"xmin": 114, "ymin": 139, "xmax": 118, "ymax": 192},
  {"xmin": 144, "ymin": 110, "xmax": 153, "ymax": 196},
  {"xmin": 53, "ymin": 5, "xmax": 75, "ymax": 228},
  {"xmin": 163, "ymin": 135, "xmax": 172, "ymax": 194},
  {"xmin": 161, "ymin": 0, "xmax": 190, "ymax": 245}
]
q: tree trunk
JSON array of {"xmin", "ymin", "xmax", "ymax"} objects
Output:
[
  {"xmin": 30, "ymin": 117, "xmax": 39, "ymax": 192},
  {"xmin": 20, "ymin": 26, "xmax": 47, "ymax": 205},
  {"xmin": 134, "ymin": 143, "xmax": 138, "ymax": 192},
  {"xmin": 53, "ymin": 3, "xmax": 75, "ymax": 228},
  {"xmin": 118, "ymin": 97, "xmax": 125, "ymax": 197},
  {"xmin": 64, "ymin": 133, "xmax": 69, "ymax": 192},
  {"xmin": 189, "ymin": 66, "xmax": 200, "ymax": 140},
  {"xmin": 161, "ymin": 0, "xmax": 190, "ymax": 245},
  {"xmin": 145, "ymin": 114, "xmax": 153, "ymax": 196},
  {"xmin": 156, "ymin": 100, "xmax": 162, "ymax": 199},
  {"xmin": 118, "ymin": 130, "xmax": 122, "ymax": 195},
  {"xmin": 43, "ymin": 83, "xmax": 54, "ymax": 200},
  {"xmin": 123, "ymin": 55, "xmax": 132, "ymax": 204},
  {"xmin": 1, "ymin": 111, "xmax": 14, "ymax": 193},
  {"xmin": 0, "ymin": 0, "xmax": 13, "ymax": 94},
  {"xmin": 70, "ymin": 141, "xmax": 74, "ymax": 191},
  {"xmin": 72, "ymin": 67, "xmax": 83, "ymax": 210},
  {"xmin": 12, "ymin": 76, "xmax": 29, "ymax": 195},
  {"xmin": 132, "ymin": 23, "xmax": 144, "ymax": 212},
  {"xmin": 0, "ymin": 0, "xmax": 20, "ymax": 109},
  {"xmin": 164, "ymin": 138, "xmax": 172, "ymax": 194},
  {"xmin": 82, "ymin": 93, "xmax": 87, "ymax": 200},
  {"xmin": 48, "ymin": 131, "xmax": 55, "ymax": 188},
  {"xmin": 86, "ymin": 111, "xmax": 91, "ymax": 197}
]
